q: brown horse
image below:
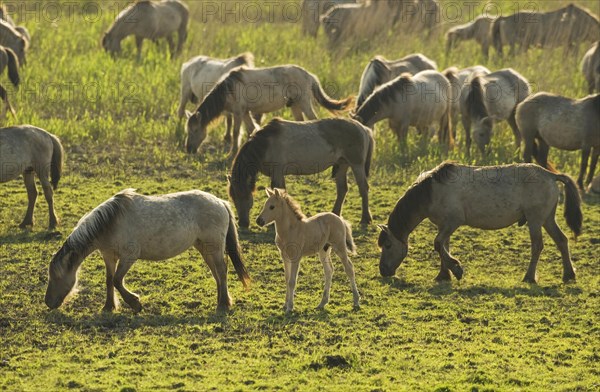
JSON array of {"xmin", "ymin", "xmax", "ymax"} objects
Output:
[
  {"xmin": 0, "ymin": 125, "xmax": 64, "ymax": 229},
  {"xmin": 378, "ymin": 162, "xmax": 581, "ymax": 284},
  {"xmin": 228, "ymin": 118, "xmax": 373, "ymax": 228}
]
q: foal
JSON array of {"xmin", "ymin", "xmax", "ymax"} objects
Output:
[{"xmin": 256, "ymin": 188, "xmax": 360, "ymax": 313}]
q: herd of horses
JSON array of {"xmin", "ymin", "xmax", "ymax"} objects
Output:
[{"xmin": 0, "ymin": 0, "xmax": 599, "ymax": 314}]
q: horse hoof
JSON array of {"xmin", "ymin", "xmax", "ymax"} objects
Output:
[
  {"xmin": 18, "ymin": 222, "xmax": 32, "ymax": 229},
  {"xmin": 522, "ymin": 276, "xmax": 538, "ymax": 284},
  {"xmin": 434, "ymin": 271, "xmax": 452, "ymax": 282},
  {"xmin": 450, "ymin": 265, "xmax": 463, "ymax": 280},
  {"xmin": 352, "ymin": 304, "xmax": 361, "ymax": 312},
  {"xmin": 102, "ymin": 305, "xmax": 116, "ymax": 313},
  {"xmin": 562, "ymin": 275, "xmax": 576, "ymax": 284}
]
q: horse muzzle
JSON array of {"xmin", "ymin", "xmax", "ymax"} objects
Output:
[{"xmin": 256, "ymin": 217, "xmax": 265, "ymax": 227}]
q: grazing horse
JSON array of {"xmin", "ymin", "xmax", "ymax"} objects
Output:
[
  {"xmin": 228, "ymin": 118, "xmax": 373, "ymax": 228},
  {"xmin": 356, "ymin": 53, "xmax": 437, "ymax": 108},
  {"xmin": 0, "ymin": 125, "xmax": 63, "ymax": 229},
  {"xmin": 581, "ymin": 41, "xmax": 600, "ymax": 94},
  {"xmin": 102, "ymin": 0, "xmax": 189, "ymax": 59},
  {"xmin": 461, "ymin": 68, "xmax": 530, "ymax": 153},
  {"xmin": 517, "ymin": 92, "xmax": 600, "ymax": 190},
  {"xmin": 0, "ymin": 45, "xmax": 19, "ymax": 118},
  {"xmin": 301, "ymin": 0, "xmax": 357, "ymax": 37},
  {"xmin": 185, "ymin": 65, "xmax": 353, "ymax": 156},
  {"xmin": 0, "ymin": 19, "xmax": 27, "ymax": 65},
  {"xmin": 353, "ymin": 70, "xmax": 453, "ymax": 148},
  {"xmin": 178, "ymin": 52, "xmax": 255, "ymax": 142},
  {"xmin": 378, "ymin": 162, "xmax": 582, "ymax": 284},
  {"xmin": 445, "ymin": 16, "xmax": 494, "ymax": 59},
  {"xmin": 256, "ymin": 188, "xmax": 360, "ymax": 313},
  {"xmin": 45, "ymin": 189, "xmax": 251, "ymax": 313}
]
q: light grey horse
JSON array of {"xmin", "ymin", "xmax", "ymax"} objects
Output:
[
  {"xmin": 0, "ymin": 125, "xmax": 63, "ymax": 229},
  {"xmin": 102, "ymin": 0, "xmax": 189, "ymax": 59},
  {"xmin": 356, "ymin": 53, "xmax": 437, "ymax": 108},
  {"xmin": 446, "ymin": 16, "xmax": 494, "ymax": 59},
  {"xmin": 301, "ymin": 0, "xmax": 356, "ymax": 37},
  {"xmin": 0, "ymin": 19, "xmax": 27, "ymax": 65},
  {"xmin": 517, "ymin": 92, "xmax": 600, "ymax": 190},
  {"xmin": 581, "ymin": 41, "xmax": 600, "ymax": 94},
  {"xmin": 378, "ymin": 162, "xmax": 581, "ymax": 284},
  {"xmin": 461, "ymin": 68, "xmax": 530, "ymax": 153},
  {"xmin": 45, "ymin": 189, "xmax": 251, "ymax": 313}
]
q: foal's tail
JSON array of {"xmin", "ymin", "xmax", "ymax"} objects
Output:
[
  {"xmin": 343, "ymin": 219, "xmax": 357, "ymax": 255},
  {"xmin": 224, "ymin": 202, "xmax": 251, "ymax": 288},
  {"xmin": 49, "ymin": 133, "xmax": 64, "ymax": 190},
  {"xmin": 554, "ymin": 173, "xmax": 583, "ymax": 239},
  {"xmin": 5, "ymin": 48, "xmax": 20, "ymax": 88},
  {"xmin": 311, "ymin": 77, "xmax": 353, "ymax": 113}
]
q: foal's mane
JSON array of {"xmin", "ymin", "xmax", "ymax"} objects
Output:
[
  {"xmin": 229, "ymin": 119, "xmax": 282, "ymax": 199},
  {"xmin": 195, "ymin": 68, "xmax": 244, "ymax": 129},
  {"xmin": 279, "ymin": 192, "xmax": 307, "ymax": 221},
  {"xmin": 356, "ymin": 56, "xmax": 391, "ymax": 107},
  {"xmin": 354, "ymin": 73, "xmax": 413, "ymax": 125},
  {"xmin": 66, "ymin": 189, "xmax": 135, "ymax": 253},
  {"xmin": 465, "ymin": 75, "xmax": 489, "ymax": 119},
  {"xmin": 387, "ymin": 162, "xmax": 457, "ymax": 240}
]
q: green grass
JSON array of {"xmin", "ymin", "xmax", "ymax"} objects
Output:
[{"xmin": 1, "ymin": 1, "xmax": 599, "ymax": 390}]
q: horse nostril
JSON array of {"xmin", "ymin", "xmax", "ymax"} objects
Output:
[{"xmin": 256, "ymin": 217, "xmax": 264, "ymax": 227}]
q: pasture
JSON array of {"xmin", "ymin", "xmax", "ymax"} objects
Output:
[{"xmin": 1, "ymin": 0, "xmax": 599, "ymax": 390}]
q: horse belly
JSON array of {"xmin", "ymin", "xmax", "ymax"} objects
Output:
[{"xmin": 538, "ymin": 118, "xmax": 582, "ymax": 151}]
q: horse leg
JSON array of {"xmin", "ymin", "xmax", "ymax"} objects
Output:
[
  {"xmin": 285, "ymin": 257, "xmax": 301, "ymax": 314},
  {"xmin": 242, "ymin": 111, "xmax": 257, "ymax": 136},
  {"xmin": 227, "ymin": 114, "xmax": 243, "ymax": 159},
  {"xmin": 523, "ymin": 135, "xmax": 534, "ymax": 163},
  {"xmin": 523, "ymin": 224, "xmax": 544, "ymax": 284},
  {"xmin": 19, "ymin": 171, "xmax": 37, "ymax": 229},
  {"xmin": 351, "ymin": 165, "xmax": 372, "ymax": 225},
  {"xmin": 332, "ymin": 164, "xmax": 349, "ymax": 216},
  {"xmin": 584, "ymin": 146, "xmax": 599, "ymax": 186},
  {"xmin": 462, "ymin": 115, "xmax": 472, "ymax": 154},
  {"xmin": 38, "ymin": 171, "xmax": 58, "ymax": 230},
  {"xmin": 135, "ymin": 36, "xmax": 144, "ymax": 60},
  {"xmin": 177, "ymin": 85, "xmax": 192, "ymax": 119},
  {"xmin": 543, "ymin": 217, "xmax": 576, "ymax": 283},
  {"xmin": 101, "ymin": 251, "xmax": 119, "ymax": 312},
  {"xmin": 223, "ymin": 114, "xmax": 233, "ymax": 144},
  {"xmin": 577, "ymin": 147, "xmax": 591, "ymax": 190},
  {"xmin": 291, "ymin": 105, "xmax": 304, "ymax": 121},
  {"xmin": 433, "ymin": 226, "xmax": 462, "ymax": 280},
  {"xmin": 507, "ymin": 109, "xmax": 521, "ymax": 149},
  {"xmin": 317, "ymin": 248, "xmax": 333, "ymax": 310},
  {"xmin": 333, "ymin": 244, "xmax": 360, "ymax": 310},
  {"xmin": 166, "ymin": 34, "xmax": 175, "ymax": 58},
  {"xmin": 113, "ymin": 259, "xmax": 142, "ymax": 313},
  {"xmin": 434, "ymin": 238, "xmax": 452, "ymax": 282},
  {"xmin": 536, "ymin": 138, "xmax": 551, "ymax": 169},
  {"xmin": 299, "ymin": 101, "xmax": 318, "ymax": 121},
  {"xmin": 196, "ymin": 243, "xmax": 231, "ymax": 312}
]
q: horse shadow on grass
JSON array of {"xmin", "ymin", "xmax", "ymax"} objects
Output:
[{"xmin": 0, "ymin": 229, "xmax": 63, "ymax": 245}]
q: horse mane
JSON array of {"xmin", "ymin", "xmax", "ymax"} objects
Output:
[
  {"xmin": 280, "ymin": 192, "xmax": 307, "ymax": 221},
  {"xmin": 386, "ymin": 162, "xmax": 458, "ymax": 241},
  {"xmin": 465, "ymin": 75, "xmax": 489, "ymax": 119},
  {"xmin": 356, "ymin": 56, "xmax": 391, "ymax": 107},
  {"xmin": 195, "ymin": 69, "xmax": 243, "ymax": 129},
  {"xmin": 66, "ymin": 189, "xmax": 135, "ymax": 253},
  {"xmin": 355, "ymin": 73, "xmax": 413, "ymax": 124},
  {"xmin": 228, "ymin": 119, "xmax": 282, "ymax": 200}
]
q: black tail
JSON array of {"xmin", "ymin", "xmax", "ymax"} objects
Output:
[
  {"xmin": 491, "ymin": 17, "xmax": 503, "ymax": 56},
  {"xmin": 555, "ymin": 173, "xmax": 583, "ymax": 238},
  {"xmin": 49, "ymin": 134, "xmax": 64, "ymax": 190},
  {"xmin": 224, "ymin": 203, "xmax": 251, "ymax": 288},
  {"xmin": 4, "ymin": 48, "xmax": 20, "ymax": 88},
  {"xmin": 311, "ymin": 79, "xmax": 353, "ymax": 113}
]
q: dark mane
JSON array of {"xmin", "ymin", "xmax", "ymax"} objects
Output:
[
  {"xmin": 356, "ymin": 56, "xmax": 391, "ymax": 107},
  {"xmin": 195, "ymin": 69, "xmax": 244, "ymax": 129},
  {"xmin": 465, "ymin": 76, "xmax": 489, "ymax": 120},
  {"xmin": 228, "ymin": 119, "xmax": 283, "ymax": 199},
  {"xmin": 281, "ymin": 192, "xmax": 307, "ymax": 221},
  {"xmin": 354, "ymin": 74, "xmax": 413, "ymax": 125},
  {"xmin": 387, "ymin": 162, "xmax": 458, "ymax": 240}
]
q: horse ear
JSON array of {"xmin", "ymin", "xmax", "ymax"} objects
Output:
[
  {"xmin": 273, "ymin": 188, "xmax": 282, "ymax": 197},
  {"xmin": 377, "ymin": 224, "xmax": 389, "ymax": 234},
  {"xmin": 185, "ymin": 110, "xmax": 193, "ymax": 119},
  {"xmin": 265, "ymin": 187, "xmax": 274, "ymax": 196},
  {"xmin": 226, "ymin": 175, "xmax": 231, "ymax": 184}
]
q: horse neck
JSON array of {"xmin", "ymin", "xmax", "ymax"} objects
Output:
[{"xmin": 273, "ymin": 207, "xmax": 302, "ymax": 239}]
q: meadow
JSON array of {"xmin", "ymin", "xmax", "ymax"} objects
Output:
[{"xmin": 1, "ymin": 0, "xmax": 599, "ymax": 390}]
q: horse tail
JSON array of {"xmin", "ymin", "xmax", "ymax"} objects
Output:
[
  {"xmin": 224, "ymin": 202, "xmax": 251, "ymax": 289},
  {"xmin": 554, "ymin": 173, "xmax": 583, "ymax": 238},
  {"xmin": 177, "ymin": 2, "xmax": 189, "ymax": 43},
  {"xmin": 491, "ymin": 17, "xmax": 503, "ymax": 56},
  {"xmin": 343, "ymin": 218, "xmax": 357, "ymax": 255},
  {"xmin": 5, "ymin": 48, "xmax": 20, "ymax": 88},
  {"xmin": 49, "ymin": 133, "xmax": 64, "ymax": 190},
  {"xmin": 311, "ymin": 77, "xmax": 353, "ymax": 113},
  {"xmin": 0, "ymin": 84, "xmax": 16, "ymax": 118},
  {"xmin": 442, "ymin": 68, "xmax": 459, "ymax": 146}
]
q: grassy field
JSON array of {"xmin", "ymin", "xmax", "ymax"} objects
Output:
[{"xmin": 1, "ymin": 0, "xmax": 599, "ymax": 390}]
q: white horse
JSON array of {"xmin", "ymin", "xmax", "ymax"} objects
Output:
[
  {"xmin": 256, "ymin": 188, "xmax": 360, "ymax": 313},
  {"xmin": 45, "ymin": 189, "xmax": 251, "ymax": 313}
]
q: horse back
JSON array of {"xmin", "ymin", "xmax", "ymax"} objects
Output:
[{"xmin": 0, "ymin": 126, "xmax": 54, "ymax": 181}]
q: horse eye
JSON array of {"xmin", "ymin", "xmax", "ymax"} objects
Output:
[{"xmin": 269, "ymin": 205, "xmax": 275, "ymax": 210}]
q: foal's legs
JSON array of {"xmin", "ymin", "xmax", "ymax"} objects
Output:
[
  {"xmin": 19, "ymin": 170, "xmax": 37, "ymax": 229},
  {"xmin": 113, "ymin": 258, "xmax": 142, "ymax": 313},
  {"xmin": 577, "ymin": 146, "xmax": 591, "ymax": 189},
  {"xmin": 351, "ymin": 165, "xmax": 372, "ymax": 224},
  {"xmin": 332, "ymin": 164, "xmax": 349, "ymax": 217},
  {"xmin": 333, "ymin": 244, "xmax": 360, "ymax": 309},
  {"xmin": 38, "ymin": 168, "xmax": 58, "ymax": 229},
  {"xmin": 196, "ymin": 243, "xmax": 231, "ymax": 312},
  {"xmin": 543, "ymin": 216, "xmax": 576, "ymax": 283},
  {"xmin": 317, "ymin": 248, "xmax": 333, "ymax": 310},
  {"xmin": 434, "ymin": 225, "xmax": 463, "ymax": 280},
  {"xmin": 101, "ymin": 251, "xmax": 119, "ymax": 312},
  {"xmin": 284, "ymin": 256, "xmax": 301, "ymax": 314},
  {"xmin": 585, "ymin": 147, "xmax": 599, "ymax": 187},
  {"xmin": 523, "ymin": 224, "xmax": 544, "ymax": 284}
]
